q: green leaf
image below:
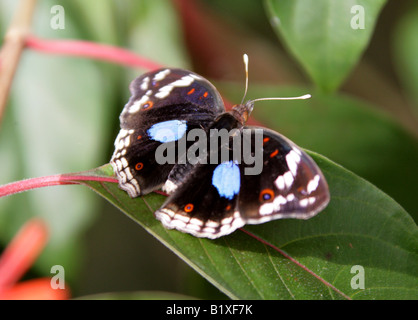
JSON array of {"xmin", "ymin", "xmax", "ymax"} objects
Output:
[
  {"xmin": 264, "ymin": 0, "xmax": 387, "ymax": 92},
  {"xmin": 77, "ymin": 290, "xmax": 197, "ymax": 300},
  {"xmin": 393, "ymin": 4, "xmax": 418, "ymax": 114},
  {"xmin": 75, "ymin": 161, "xmax": 417, "ymax": 300}
]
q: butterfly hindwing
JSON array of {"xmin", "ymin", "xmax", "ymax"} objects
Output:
[
  {"xmin": 156, "ymin": 161, "xmax": 242, "ymax": 238},
  {"xmin": 111, "ymin": 68, "xmax": 225, "ymax": 197},
  {"xmin": 238, "ymin": 127, "xmax": 330, "ymax": 223},
  {"xmin": 155, "ymin": 127, "xmax": 329, "ymax": 238}
]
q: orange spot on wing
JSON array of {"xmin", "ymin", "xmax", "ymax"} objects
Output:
[
  {"xmin": 142, "ymin": 101, "xmax": 153, "ymax": 110},
  {"xmin": 184, "ymin": 203, "xmax": 194, "ymax": 213},
  {"xmin": 187, "ymin": 88, "xmax": 195, "ymax": 95},
  {"xmin": 270, "ymin": 149, "xmax": 279, "ymax": 158},
  {"xmin": 259, "ymin": 189, "xmax": 275, "ymax": 202},
  {"xmin": 263, "ymin": 137, "xmax": 270, "ymax": 145},
  {"xmin": 135, "ymin": 163, "xmax": 144, "ymax": 170}
]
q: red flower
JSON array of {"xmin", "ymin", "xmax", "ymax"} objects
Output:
[{"xmin": 0, "ymin": 219, "xmax": 70, "ymax": 300}]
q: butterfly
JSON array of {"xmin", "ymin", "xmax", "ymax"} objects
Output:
[{"xmin": 110, "ymin": 66, "xmax": 330, "ymax": 239}]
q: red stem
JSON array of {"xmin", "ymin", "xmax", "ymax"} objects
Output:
[
  {"xmin": 25, "ymin": 35, "xmax": 163, "ymax": 70},
  {"xmin": 0, "ymin": 174, "xmax": 118, "ymax": 198}
]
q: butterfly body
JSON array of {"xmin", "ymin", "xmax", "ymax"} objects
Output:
[{"xmin": 111, "ymin": 68, "xmax": 329, "ymax": 239}]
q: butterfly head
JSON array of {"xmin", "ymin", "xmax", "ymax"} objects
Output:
[{"xmin": 231, "ymin": 100, "xmax": 254, "ymax": 125}]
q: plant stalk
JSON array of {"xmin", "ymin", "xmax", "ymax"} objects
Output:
[{"xmin": 0, "ymin": 0, "xmax": 37, "ymax": 126}]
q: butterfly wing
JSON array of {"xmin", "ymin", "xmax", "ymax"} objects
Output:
[
  {"xmin": 155, "ymin": 126, "xmax": 329, "ymax": 238},
  {"xmin": 110, "ymin": 68, "xmax": 225, "ymax": 197},
  {"xmin": 238, "ymin": 127, "xmax": 330, "ymax": 224},
  {"xmin": 155, "ymin": 161, "xmax": 244, "ymax": 239}
]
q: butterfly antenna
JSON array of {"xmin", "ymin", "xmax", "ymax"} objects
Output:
[
  {"xmin": 240, "ymin": 53, "xmax": 249, "ymax": 105},
  {"xmin": 241, "ymin": 54, "xmax": 311, "ymax": 105},
  {"xmin": 250, "ymin": 94, "xmax": 312, "ymax": 103}
]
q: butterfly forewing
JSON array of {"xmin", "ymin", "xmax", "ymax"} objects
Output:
[{"xmin": 111, "ymin": 68, "xmax": 225, "ymax": 197}]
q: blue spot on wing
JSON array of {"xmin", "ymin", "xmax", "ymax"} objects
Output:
[
  {"xmin": 147, "ymin": 120, "xmax": 187, "ymax": 143},
  {"xmin": 212, "ymin": 161, "xmax": 241, "ymax": 200}
]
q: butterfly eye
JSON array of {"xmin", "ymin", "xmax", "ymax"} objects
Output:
[
  {"xmin": 142, "ymin": 101, "xmax": 153, "ymax": 110},
  {"xmin": 135, "ymin": 162, "xmax": 144, "ymax": 170},
  {"xmin": 259, "ymin": 189, "xmax": 275, "ymax": 202},
  {"xmin": 184, "ymin": 203, "xmax": 194, "ymax": 213}
]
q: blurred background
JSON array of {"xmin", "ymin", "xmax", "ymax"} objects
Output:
[{"xmin": 0, "ymin": 0, "xmax": 417, "ymax": 299}]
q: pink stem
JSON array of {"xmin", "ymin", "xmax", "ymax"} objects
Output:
[
  {"xmin": 25, "ymin": 35, "xmax": 163, "ymax": 70},
  {"xmin": 0, "ymin": 174, "xmax": 118, "ymax": 198}
]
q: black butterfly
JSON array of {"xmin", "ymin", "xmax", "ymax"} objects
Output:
[{"xmin": 110, "ymin": 68, "xmax": 329, "ymax": 239}]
